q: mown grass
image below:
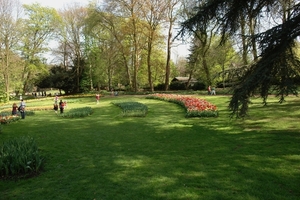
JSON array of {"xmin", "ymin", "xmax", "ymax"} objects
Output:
[{"xmin": 0, "ymin": 94, "xmax": 299, "ymax": 200}]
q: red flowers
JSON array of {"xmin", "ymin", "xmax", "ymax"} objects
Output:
[
  {"xmin": 148, "ymin": 94, "xmax": 218, "ymax": 117},
  {"xmin": 0, "ymin": 115, "xmax": 21, "ymax": 124}
]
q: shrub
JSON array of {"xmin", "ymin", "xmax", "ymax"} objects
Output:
[
  {"xmin": 0, "ymin": 136, "xmax": 44, "ymax": 179},
  {"xmin": 169, "ymin": 81, "xmax": 186, "ymax": 90},
  {"xmin": 154, "ymin": 83, "xmax": 165, "ymax": 91},
  {"xmin": 191, "ymin": 82, "xmax": 206, "ymax": 90}
]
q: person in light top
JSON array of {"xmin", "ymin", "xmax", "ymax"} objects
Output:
[{"xmin": 19, "ymin": 99, "xmax": 26, "ymax": 119}]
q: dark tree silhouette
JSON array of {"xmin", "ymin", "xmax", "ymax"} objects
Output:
[
  {"xmin": 179, "ymin": 0, "xmax": 300, "ymax": 118},
  {"xmin": 37, "ymin": 66, "xmax": 77, "ymax": 94}
]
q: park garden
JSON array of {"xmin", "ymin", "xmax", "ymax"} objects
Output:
[
  {"xmin": 0, "ymin": 93, "xmax": 299, "ymax": 200},
  {"xmin": 0, "ymin": 0, "xmax": 299, "ymax": 199}
]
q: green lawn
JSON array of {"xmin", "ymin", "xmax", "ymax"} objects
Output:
[{"xmin": 0, "ymin": 94, "xmax": 300, "ymax": 200}]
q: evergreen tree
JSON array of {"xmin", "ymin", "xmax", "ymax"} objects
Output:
[{"xmin": 180, "ymin": 0, "xmax": 300, "ymax": 117}]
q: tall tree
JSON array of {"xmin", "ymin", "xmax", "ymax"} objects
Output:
[
  {"xmin": 20, "ymin": 3, "xmax": 60, "ymax": 94},
  {"xmin": 86, "ymin": 8, "xmax": 133, "ymax": 91},
  {"xmin": 180, "ymin": 0, "xmax": 218, "ymax": 86},
  {"xmin": 180, "ymin": 0, "xmax": 300, "ymax": 118},
  {"xmin": 0, "ymin": 0, "xmax": 22, "ymax": 101},
  {"xmin": 58, "ymin": 3, "xmax": 88, "ymax": 92},
  {"xmin": 141, "ymin": 0, "xmax": 167, "ymax": 92},
  {"xmin": 103, "ymin": 0, "xmax": 147, "ymax": 92},
  {"xmin": 164, "ymin": 0, "xmax": 180, "ymax": 91}
]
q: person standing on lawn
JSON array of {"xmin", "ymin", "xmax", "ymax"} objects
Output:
[
  {"xmin": 54, "ymin": 95, "xmax": 59, "ymax": 104},
  {"xmin": 211, "ymin": 86, "xmax": 216, "ymax": 95},
  {"xmin": 208, "ymin": 86, "xmax": 211, "ymax": 95},
  {"xmin": 59, "ymin": 100, "xmax": 64, "ymax": 114},
  {"xmin": 19, "ymin": 99, "xmax": 26, "ymax": 119},
  {"xmin": 96, "ymin": 93, "xmax": 100, "ymax": 104},
  {"xmin": 53, "ymin": 103, "xmax": 58, "ymax": 114},
  {"xmin": 12, "ymin": 103, "xmax": 18, "ymax": 116}
]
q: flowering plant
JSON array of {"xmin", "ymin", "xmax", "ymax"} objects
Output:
[
  {"xmin": 0, "ymin": 115, "xmax": 21, "ymax": 124},
  {"xmin": 147, "ymin": 94, "xmax": 218, "ymax": 117}
]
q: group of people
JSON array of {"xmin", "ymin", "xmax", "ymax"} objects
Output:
[
  {"xmin": 53, "ymin": 95, "xmax": 66, "ymax": 114},
  {"xmin": 11, "ymin": 95, "xmax": 66, "ymax": 119},
  {"xmin": 12, "ymin": 99, "xmax": 26, "ymax": 119},
  {"xmin": 207, "ymin": 86, "xmax": 216, "ymax": 95}
]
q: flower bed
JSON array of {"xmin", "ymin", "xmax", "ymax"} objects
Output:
[
  {"xmin": 0, "ymin": 136, "xmax": 44, "ymax": 178},
  {"xmin": 147, "ymin": 94, "xmax": 218, "ymax": 117},
  {"xmin": 112, "ymin": 101, "xmax": 148, "ymax": 117},
  {"xmin": 0, "ymin": 115, "xmax": 21, "ymax": 124},
  {"xmin": 59, "ymin": 107, "xmax": 93, "ymax": 118}
]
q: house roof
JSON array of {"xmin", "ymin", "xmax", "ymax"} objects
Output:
[{"xmin": 172, "ymin": 77, "xmax": 197, "ymax": 82}]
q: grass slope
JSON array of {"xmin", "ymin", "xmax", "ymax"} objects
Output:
[{"xmin": 0, "ymin": 95, "xmax": 299, "ymax": 200}]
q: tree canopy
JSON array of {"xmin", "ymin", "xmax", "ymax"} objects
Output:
[{"xmin": 180, "ymin": 0, "xmax": 300, "ymax": 117}]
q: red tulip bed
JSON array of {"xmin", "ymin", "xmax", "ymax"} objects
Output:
[
  {"xmin": 147, "ymin": 93, "xmax": 218, "ymax": 117},
  {"xmin": 0, "ymin": 115, "xmax": 21, "ymax": 124}
]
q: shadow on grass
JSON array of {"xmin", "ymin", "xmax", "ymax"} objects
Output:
[{"xmin": 1, "ymin": 96, "xmax": 300, "ymax": 200}]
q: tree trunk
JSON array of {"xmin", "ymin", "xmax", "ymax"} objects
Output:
[
  {"xmin": 22, "ymin": 70, "xmax": 31, "ymax": 95},
  {"xmin": 202, "ymin": 57, "xmax": 211, "ymax": 85},
  {"xmin": 121, "ymin": 54, "xmax": 132, "ymax": 91},
  {"xmin": 240, "ymin": 17, "xmax": 248, "ymax": 65},
  {"xmin": 132, "ymin": 14, "xmax": 139, "ymax": 92},
  {"xmin": 4, "ymin": 47, "xmax": 10, "ymax": 102},
  {"xmin": 249, "ymin": 17, "xmax": 258, "ymax": 61},
  {"xmin": 164, "ymin": 16, "xmax": 173, "ymax": 91},
  {"xmin": 147, "ymin": 30, "xmax": 154, "ymax": 92}
]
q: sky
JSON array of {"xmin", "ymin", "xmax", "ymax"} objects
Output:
[{"xmin": 20, "ymin": 0, "xmax": 89, "ymax": 9}]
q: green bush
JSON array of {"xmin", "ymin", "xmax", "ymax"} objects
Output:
[
  {"xmin": 0, "ymin": 136, "xmax": 44, "ymax": 179},
  {"xmin": 154, "ymin": 83, "xmax": 165, "ymax": 91},
  {"xmin": 169, "ymin": 81, "xmax": 186, "ymax": 90},
  {"xmin": 191, "ymin": 82, "xmax": 206, "ymax": 90}
]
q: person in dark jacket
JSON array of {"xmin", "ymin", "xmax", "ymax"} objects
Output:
[{"xmin": 59, "ymin": 100, "xmax": 64, "ymax": 114}]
